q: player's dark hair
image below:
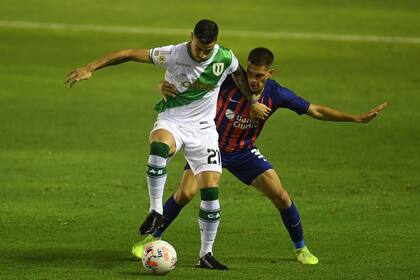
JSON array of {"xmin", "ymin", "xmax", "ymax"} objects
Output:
[
  {"xmin": 248, "ymin": 47, "xmax": 274, "ymax": 67},
  {"xmin": 193, "ymin": 19, "xmax": 218, "ymax": 44}
]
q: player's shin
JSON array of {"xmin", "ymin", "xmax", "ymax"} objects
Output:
[
  {"xmin": 146, "ymin": 142, "xmax": 170, "ymax": 214},
  {"xmin": 198, "ymin": 187, "xmax": 220, "ymax": 258},
  {"xmin": 279, "ymin": 200, "xmax": 305, "ymax": 249}
]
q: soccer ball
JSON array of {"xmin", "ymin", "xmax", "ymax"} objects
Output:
[{"xmin": 142, "ymin": 240, "xmax": 177, "ymax": 275}]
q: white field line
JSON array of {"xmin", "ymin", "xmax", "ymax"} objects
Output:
[{"xmin": 1, "ymin": 20, "xmax": 420, "ymax": 45}]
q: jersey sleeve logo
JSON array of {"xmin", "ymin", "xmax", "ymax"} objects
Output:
[
  {"xmin": 153, "ymin": 49, "xmax": 171, "ymax": 65},
  {"xmin": 158, "ymin": 56, "xmax": 165, "ymax": 64},
  {"xmin": 212, "ymin": 63, "xmax": 225, "ymax": 76}
]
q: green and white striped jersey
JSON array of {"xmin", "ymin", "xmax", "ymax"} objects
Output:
[{"xmin": 150, "ymin": 42, "xmax": 238, "ymax": 125}]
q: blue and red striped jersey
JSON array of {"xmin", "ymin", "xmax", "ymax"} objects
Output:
[{"xmin": 215, "ymin": 75, "xmax": 310, "ymax": 152}]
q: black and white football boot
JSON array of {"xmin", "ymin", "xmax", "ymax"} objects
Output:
[
  {"xmin": 197, "ymin": 252, "xmax": 229, "ymax": 270},
  {"xmin": 139, "ymin": 209, "xmax": 164, "ymax": 235}
]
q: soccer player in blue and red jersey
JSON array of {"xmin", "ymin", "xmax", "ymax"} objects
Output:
[{"xmin": 132, "ymin": 47, "xmax": 387, "ymax": 269}]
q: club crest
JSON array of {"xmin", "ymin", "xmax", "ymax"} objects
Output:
[{"xmin": 212, "ymin": 63, "xmax": 224, "ymax": 76}]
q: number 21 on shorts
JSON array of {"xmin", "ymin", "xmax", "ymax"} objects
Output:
[{"xmin": 207, "ymin": 148, "xmax": 221, "ymax": 165}]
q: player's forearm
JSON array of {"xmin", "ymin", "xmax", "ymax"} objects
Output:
[
  {"xmin": 307, "ymin": 104, "xmax": 358, "ymax": 122},
  {"xmin": 85, "ymin": 49, "xmax": 151, "ymax": 72},
  {"xmin": 231, "ymin": 66, "xmax": 254, "ymax": 102}
]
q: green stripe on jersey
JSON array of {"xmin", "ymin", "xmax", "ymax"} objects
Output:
[{"xmin": 154, "ymin": 46, "xmax": 233, "ymax": 113}]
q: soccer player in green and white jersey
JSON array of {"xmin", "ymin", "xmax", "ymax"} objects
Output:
[{"xmin": 65, "ymin": 19, "xmax": 269, "ymax": 269}]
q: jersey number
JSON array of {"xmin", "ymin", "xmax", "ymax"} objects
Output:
[{"xmin": 207, "ymin": 149, "xmax": 221, "ymax": 165}]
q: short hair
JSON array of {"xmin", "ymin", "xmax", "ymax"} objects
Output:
[
  {"xmin": 193, "ymin": 19, "xmax": 218, "ymax": 44},
  {"xmin": 248, "ymin": 47, "xmax": 274, "ymax": 67}
]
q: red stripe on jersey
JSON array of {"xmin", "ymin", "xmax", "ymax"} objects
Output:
[
  {"xmin": 228, "ymin": 111, "xmax": 248, "ymax": 150},
  {"xmin": 216, "ymin": 88, "xmax": 237, "ymax": 128},
  {"xmin": 215, "ymin": 94, "xmax": 224, "ymax": 121},
  {"xmin": 236, "ymin": 107, "xmax": 252, "ymax": 149},
  {"xmin": 250, "ymin": 124, "xmax": 263, "ymax": 145},
  {"xmin": 219, "ymin": 96, "xmax": 247, "ymax": 149},
  {"xmin": 238, "ymin": 128, "xmax": 249, "ymax": 149}
]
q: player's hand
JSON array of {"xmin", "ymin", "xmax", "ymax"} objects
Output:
[
  {"xmin": 65, "ymin": 67, "xmax": 93, "ymax": 88},
  {"xmin": 357, "ymin": 102, "xmax": 388, "ymax": 123},
  {"xmin": 159, "ymin": 81, "xmax": 178, "ymax": 101},
  {"xmin": 250, "ymin": 102, "xmax": 271, "ymax": 120}
]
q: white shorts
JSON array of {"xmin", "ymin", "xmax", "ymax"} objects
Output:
[{"xmin": 151, "ymin": 119, "xmax": 222, "ymax": 175}]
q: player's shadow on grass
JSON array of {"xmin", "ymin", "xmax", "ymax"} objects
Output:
[
  {"xmin": 10, "ymin": 247, "xmax": 195, "ymax": 277},
  {"xmin": 10, "ymin": 247, "xmax": 136, "ymax": 269},
  {"xmin": 228, "ymin": 256, "xmax": 296, "ymax": 264}
]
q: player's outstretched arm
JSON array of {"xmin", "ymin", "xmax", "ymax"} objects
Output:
[
  {"xmin": 65, "ymin": 49, "xmax": 151, "ymax": 88},
  {"xmin": 306, "ymin": 102, "xmax": 387, "ymax": 123}
]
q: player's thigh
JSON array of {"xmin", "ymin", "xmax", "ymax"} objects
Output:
[
  {"xmin": 251, "ymin": 169, "xmax": 291, "ymax": 209},
  {"xmin": 173, "ymin": 168, "xmax": 199, "ymax": 205}
]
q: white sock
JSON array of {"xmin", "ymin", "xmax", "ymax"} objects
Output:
[
  {"xmin": 146, "ymin": 155, "xmax": 167, "ymax": 214},
  {"xmin": 199, "ymin": 199, "xmax": 220, "ymax": 257}
]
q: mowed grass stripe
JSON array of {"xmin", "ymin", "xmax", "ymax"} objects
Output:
[{"xmin": 1, "ymin": 20, "xmax": 420, "ymax": 45}]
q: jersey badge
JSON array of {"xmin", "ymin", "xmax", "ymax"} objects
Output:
[{"xmin": 212, "ymin": 63, "xmax": 224, "ymax": 76}]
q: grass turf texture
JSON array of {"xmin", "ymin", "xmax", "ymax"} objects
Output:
[{"xmin": 1, "ymin": 0, "xmax": 420, "ymax": 279}]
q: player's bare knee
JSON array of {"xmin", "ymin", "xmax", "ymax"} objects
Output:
[
  {"xmin": 196, "ymin": 171, "xmax": 221, "ymax": 188},
  {"xmin": 280, "ymin": 190, "xmax": 291, "ymax": 203},
  {"xmin": 273, "ymin": 190, "xmax": 291, "ymax": 210},
  {"xmin": 149, "ymin": 129, "xmax": 176, "ymax": 153}
]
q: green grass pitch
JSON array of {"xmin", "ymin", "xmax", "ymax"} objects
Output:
[{"xmin": 1, "ymin": 1, "xmax": 420, "ymax": 279}]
